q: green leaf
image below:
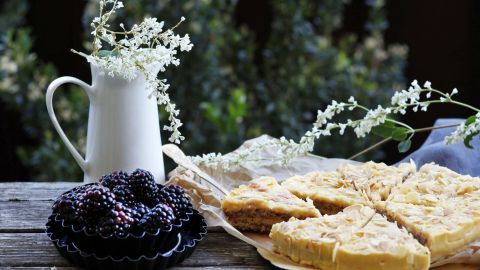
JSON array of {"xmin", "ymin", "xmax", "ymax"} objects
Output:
[
  {"xmin": 465, "ymin": 115, "xmax": 477, "ymax": 126},
  {"xmin": 398, "ymin": 139, "xmax": 412, "ymax": 153},
  {"xmin": 464, "ymin": 135, "xmax": 476, "ymax": 149},
  {"xmin": 464, "ymin": 131, "xmax": 479, "ymax": 149},
  {"xmin": 383, "ymin": 120, "xmax": 396, "ymax": 127},
  {"xmin": 462, "ymin": 115, "xmax": 478, "ymax": 149},
  {"xmin": 391, "ymin": 127, "xmax": 409, "ymax": 141},
  {"xmin": 372, "ymin": 121, "xmax": 395, "ymax": 138},
  {"xmin": 97, "ymin": 50, "xmax": 118, "ymax": 58}
]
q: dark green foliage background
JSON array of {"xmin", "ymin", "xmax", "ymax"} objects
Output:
[{"xmin": 0, "ymin": 0, "xmax": 407, "ymax": 180}]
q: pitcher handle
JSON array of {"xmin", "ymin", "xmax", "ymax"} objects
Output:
[{"xmin": 46, "ymin": 76, "xmax": 94, "ymax": 173}]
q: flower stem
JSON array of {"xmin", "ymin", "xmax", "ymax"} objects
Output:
[
  {"xmin": 348, "ymin": 123, "xmax": 461, "ymax": 160},
  {"xmin": 407, "ymin": 123, "xmax": 460, "ymax": 134},
  {"xmin": 348, "ymin": 137, "xmax": 392, "ymax": 160},
  {"xmin": 70, "ymin": 49, "xmax": 89, "ymax": 58},
  {"xmin": 387, "ymin": 119, "xmax": 414, "ymax": 131},
  {"xmin": 426, "ymin": 88, "xmax": 448, "ymax": 98},
  {"xmin": 449, "ymin": 100, "xmax": 480, "ymax": 112}
]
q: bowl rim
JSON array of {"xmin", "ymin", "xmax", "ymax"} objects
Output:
[{"xmin": 45, "ymin": 209, "xmax": 207, "ymax": 262}]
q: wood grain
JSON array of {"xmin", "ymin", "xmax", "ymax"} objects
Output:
[
  {"xmin": 0, "ymin": 232, "xmax": 273, "ymax": 268},
  {"xmin": 0, "ymin": 201, "xmax": 53, "ymax": 232},
  {"xmin": 0, "ymin": 182, "xmax": 78, "ymax": 201},
  {"xmin": 0, "ymin": 182, "xmax": 477, "ymax": 270},
  {"xmin": 0, "ymin": 267, "xmax": 267, "ymax": 270}
]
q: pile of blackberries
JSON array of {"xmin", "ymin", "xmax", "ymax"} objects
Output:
[{"xmin": 52, "ymin": 169, "xmax": 192, "ymax": 237}]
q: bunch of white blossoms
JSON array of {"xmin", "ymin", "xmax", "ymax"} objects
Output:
[
  {"xmin": 77, "ymin": 0, "xmax": 193, "ymax": 144},
  {"xmin": 444, "ymin": 112, "xmax": 480, "ymax": 145},
  {"xmin": 193, "ymin": 80, "xmax": 480, "ymax": 170}
]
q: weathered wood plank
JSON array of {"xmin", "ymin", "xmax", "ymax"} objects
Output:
[
  {"xmin": 0, "ymin": 182, "xmax": 79, "ymax": 201},
  {"xmin": 174, "ymin": 267, "xmax": 271, "ymax": 270},
  {"xmin": 0, "ymin": 197, "xmax": 224, "ymax": 233},
  {"xmin": 0, "ymin": 266, "xmax": 270, "ymax": 269},
  {"xmin": 2, "ymin": 266, "xmax": 268, "ymax": 270},
  {"xmin": 0, "ymin": 232, "xmax": 273, "ymax": 268},
  {"xmin": 0, "ymin": 233, "xmax": 69, "ymax": 267},
  {"xmin": 0, "ymin": 201, "xmax": 52, "ymax": 232},
  {"xmin": 2, "ymin": 266, "xmax": 82, "ymax": 270}
]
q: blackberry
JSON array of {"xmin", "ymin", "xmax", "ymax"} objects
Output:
[
  {"xmin": 139, "ymin": 204, "xmax": 175, "ymax": 233},
  {"xmin": 111, "ymin": 184, "xmax": 135, "ymax": 204},
  {"xmin": 128, "ymin": 202, "xmax": 150, "ymax": 233},
  {"xmin": 128, "ymin": 169, "xmax": 158, "ymax": 204},
  {"xmin": 157, "ymin": 185, "xmax": 192, "ymax": 217},
  {"xmin": 96, "ymin": 204, "xmax": 134, "ymax": 237},
  {"xmin": 70, "ymin": 183, "xmax": 94, "ymax": 194},
  {"xmin": 53, "ymin": 192, "xmax": 76, "ymax": 214},
  {"xmin": 80, "ymin": 185, "xmax": 116, "ymax": 221},
  {"xmin": 129, "ymin": 202, "xmax": 150, "ymax": 222},
  {"xmin": 100, "ymin": 171, "xmax": 129, "ymax": 190},
  {"xmin": 52, "ymin": 192, "xmax": 85, "ymax": 225}
]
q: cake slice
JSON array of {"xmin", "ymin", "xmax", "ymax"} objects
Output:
[
  {"xmin": 270, "ymin": 205, "xmax": 430, "ymax": 270},
  {"xmin": 221, "ymin": 176, "xmax": 320, "ymax": 232},
  {"xmin": 282, "ymin": 171, "xmax": 369, "ymax": 215},
  {"xmin": 388, "ymin": 163, "xmax": 480, "ymax": 206},
  {"xmin": 375, "ymin": 200, "xmax": 480, "ymax": 261},
  {"xmin": 337, "ymin": 161, "xmax": 416, "ymax": 202}
]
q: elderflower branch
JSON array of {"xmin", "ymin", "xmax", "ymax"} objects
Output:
[
  {"xmin": 192, "ymin": 80, "xmax": 480, "ymax": 171},
  {"xmin": 73, "ymin": 0, "xmax": 193, "ymax": 144},
  {"xmin": 348, "ymin": 123, "xmax": 461, "ymax": 160},
  {"xmin": 192, "ymin": 139, "xmax": 282, "ymax": 171},
  {"xmin": 448, "ymin": 100, "xmax": 480, "ymax": 112},
  {"xmin": 349, "ymin": 137, "xmax": 392, "ymax": 160}
]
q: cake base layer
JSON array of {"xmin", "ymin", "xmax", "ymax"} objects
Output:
[
  {"xmin": 313, "ymin": 201, "xmax": 345, "ymax": 215},
  {"xmin": 221, "ymin": 176, "xmax": 320, "ymax": 233},
  {"xmin": 224, "ymin": 209, "xmax": 296, "ymax": 233}
]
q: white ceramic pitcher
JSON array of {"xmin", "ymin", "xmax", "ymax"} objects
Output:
[{"xmin": 46, "ymin": 63, "xmax": 165, "ymax": 183}]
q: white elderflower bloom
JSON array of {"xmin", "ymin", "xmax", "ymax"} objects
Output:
[
  {"xmin": 411, "ymin": 79, "xmax": 420, "ymax": 89},
  {"xmin": 423, "ymin": 81, "xmax": 432, "ymax": 89},
  {"xmin": 314, "ymin": 100, "xmax": 349, "ymax": 128},
  {"xmin": 451, "ymin": 88, "xmax": 458, "ymax": 96},
  {"xmin": 180, "ymin": 34, "xmax": 193, "ymax": 51},
  {"xmin": 347, "ymin": 96, "xmax": 358, "ymax": 110},
  {"xmin": 391, "ymin": 79, "xmax": 439, "ymax": 115},
  {"xmin": 445, "ymin": 112, "xmax": 480, "ymax": 145},
  {"xmin": 191, "ymin": 152, "xmax": 224, "ymax": 167},
  {"xmin": 77, "ymin": 0, "xmax": 193, "ymax": 144},
  {"xmin": 420, "ymin": 102, "xmax": 429, "ymax": 111},
  {"xmin": 338, "ymin": 123, "xmax": 347, "ymax": 135},
  {"xmin": 353, "ymin": 105, "xmax": 390, "ymax": 138}
]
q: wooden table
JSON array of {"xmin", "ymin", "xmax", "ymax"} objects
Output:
[
  {"xmin": 0, "ymin": 182, "xmax": 477, "ymax": 270},
  {"xmin": 0, "ymin": 182, "xmax": 275, "ymax": 270}
]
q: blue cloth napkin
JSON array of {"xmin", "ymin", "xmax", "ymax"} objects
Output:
[{"xmin": 397, "ymin": 118, "xmax": 480, "ymax": 176}]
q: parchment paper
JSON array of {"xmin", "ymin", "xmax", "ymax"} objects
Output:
[{"xmin": 163, "ymin": 135, "xmax": 480, "ymax": 269}]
